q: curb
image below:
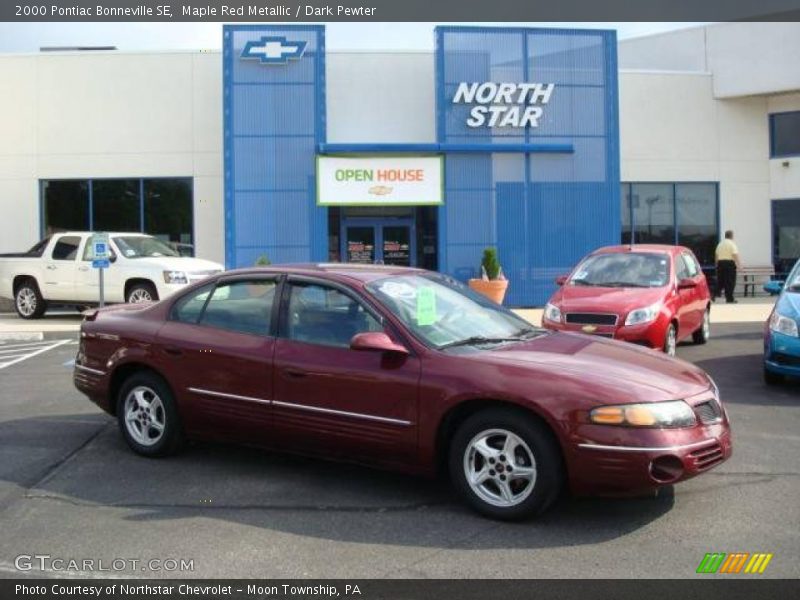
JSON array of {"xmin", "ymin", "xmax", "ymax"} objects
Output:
[{"xmin": 0, "ymin": 331, "xmax": 45, "ymax": 342}]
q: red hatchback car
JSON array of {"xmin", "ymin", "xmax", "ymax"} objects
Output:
[
  {"xmin": 542, "ymin": 245, "xmax": 712, "ymax": 356},
  {"xmin": 74, "ymin": 264, "xmax": 730, "ymax": 520}
]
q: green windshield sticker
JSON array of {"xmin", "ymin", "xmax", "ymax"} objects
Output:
[{"xmin": 416, "ymin": 287, "xmax": 437, "ymax": 326}]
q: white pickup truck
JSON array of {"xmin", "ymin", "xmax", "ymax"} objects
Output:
[{"xmin": 0, "ymin": 232, "xmax": 224, "ymax": 319}]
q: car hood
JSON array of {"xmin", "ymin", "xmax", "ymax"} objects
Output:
[
  {"xmin": 475, "ymin": 332, "xmax": 711, "ymax": 403},
  {"xmin": 121, "ymin": 256, "xmax": 224, "ymax": 273},
  {"xmin": 552, "ymin": 284, "xmax": 667, "ymax": 314}
]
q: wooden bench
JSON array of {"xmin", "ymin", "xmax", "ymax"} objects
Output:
[{"xmin": 739, "ymin": 266, "xmax": 776, "ymax": 297}]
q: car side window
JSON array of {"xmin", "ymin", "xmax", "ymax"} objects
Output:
[
  {"xmin": 683, "ymin": 253, "xmax": 700, "ymax": 277},
  {"xmin": 197, "ymin": 279, "xmax": 277, "ymax": 336},
  {"xmin": 171, "ymin": 284, "xmax": 214, "ymax": 324},
  {"xmin": 675, "ymin": 255, "xmax": 689, "ymax": 280},
  {"xmin": 51, "ymin": 236, "xmax": 81, "ymax": 261},
  {"xmin": 286, "ymin": 283, "xmax": 383, "ymax": 348}
]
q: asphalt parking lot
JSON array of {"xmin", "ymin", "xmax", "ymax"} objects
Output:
[{"xmin": 0, "ymin": 322, "xmax": 797, "ymax": 579}]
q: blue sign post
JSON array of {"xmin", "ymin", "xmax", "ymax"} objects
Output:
[{"xmin": 89, "ymin": 233, "xmax": 110, "ymax": 307}]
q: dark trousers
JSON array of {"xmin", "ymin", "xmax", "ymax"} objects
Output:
[{"xmin": 716, "ymin": 260, "xmax": 737, "ymax": 303}]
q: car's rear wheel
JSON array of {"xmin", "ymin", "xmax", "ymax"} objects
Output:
[
  {"xmin": 692, "ymin": 309, "xmax": 710, "ymax": 345},
  {"xmin": 14, "ymin": 278, "xmax": 46, "ymax": 319},
  {"xmin": 448, "ymin": 408, "xmax": 563, "ymax": 520},
  {"xmin": 117, "ymin": 371, "xmax": 183, "ymax": 457},
  {"xmin": 763, "ymin": 366, "xmax": 784, "ymax": 386},
  {"xmin": 664, "ymin": 323, "xmax": 677, "ymax": 356},
  {"xmin": 126, "ymin": 282, "xmax": 158, "ymax": 304}
]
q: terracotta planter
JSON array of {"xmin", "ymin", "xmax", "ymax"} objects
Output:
[{"xmin": 468, "ymin": 278, "xmax": 509, "ymax": 304}]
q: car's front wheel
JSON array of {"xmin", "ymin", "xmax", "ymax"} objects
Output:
[
  {"xmin": 117, "ymin": 371, "xmax": 183, "ymax": 457},
  {"xmin": 14, "ymin": 278, "xmax": 46, "ymax": 319},
  {"xmin": 126, "ymin": 282, "xmax": 158, "ymax": 304},
  {"xmin": 663, "ymin": 323, "xmax": 677, "ymax": 356},
  {"xmin": 448, "ymin": 407, "xmax": 563, "ymax": 520}
]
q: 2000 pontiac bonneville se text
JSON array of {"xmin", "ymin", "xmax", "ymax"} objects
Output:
[{"xmin": 73, "ymin": 265, "xmax": 732, "ymax": 520}]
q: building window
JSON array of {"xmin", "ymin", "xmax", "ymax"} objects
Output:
[
  {"xmin": 770, "ymin": 111, "xmax": 800, "ymax": 158},
  {"xmin": 621, "ymin": 182, "xmax": 719, "ymax": 267},
  {"xmin": 41, "ymin": 178, "xmax": 193, "ymax": 254},
  {"xmin": 773, "ymin": 198, "xmax": 800, "ymax": 276}
]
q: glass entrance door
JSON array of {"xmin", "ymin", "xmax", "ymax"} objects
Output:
[{"xmin": 342, "ymin": 219, "xmax": 415, "ymax": 266}]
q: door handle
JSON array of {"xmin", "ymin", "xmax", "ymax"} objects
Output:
[
  {"xmin": 282, "ymin": 368, "xmax": 307, "ymax": 379},
  {"xmin": 46, "ymin": 265, "xmax": 57, "ymax": 270},
  {"xmin": 78, "ymin": 266, "xmax": 89, "ymax": 272},
  {"xmin": 163, "ymin": 347, "xmax": 183, "ymax": 357}
]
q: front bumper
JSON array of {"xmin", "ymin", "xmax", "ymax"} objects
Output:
[
  {"xmin": 543, "ymin": 316, "xmax": 666, "ymax": 350},
  {"xmin": 564, "ymin": 401, "xmax": 732, "ymax": 496},
  {"xmin": 764, "ymin": 329, "xmax": 800, "ymax": 377}
]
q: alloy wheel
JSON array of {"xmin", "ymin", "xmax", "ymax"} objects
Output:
[
  {"xmin": 702, "ymin": 311, "xmax": 710, "ymax": 340},
  {"xmin": 16, "ymin": 288, "xmax": 36, "ymax": 317},
  {"xmin": 665, "ymin": 326, "xmax": 677, "ymax": 357},
  {"xmin": 128, "ymin": 288, "xmax": 153, "ymax": 303},
  {"xmin": 123, "ymin": 386, "xmax": 166, "ymax": 447},
  {"xmin": 463, "ymin": 428, "xmax": 537, "ymax": 508}
]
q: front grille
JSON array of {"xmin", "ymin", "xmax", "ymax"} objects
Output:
[
  {"xmin": 694, "ymin": 400, "xmax": 723, "ymax": 424},
  {"xmin": 689, "ymin": 443, "xmax": 725, "ymax": 470},
  {"xmin": 565, "ymin": 313, "xmax": 618, "ymax": 326},
  {"xmin": 772, "ymin": 352, "xmax": 800, "ymax": 367}
]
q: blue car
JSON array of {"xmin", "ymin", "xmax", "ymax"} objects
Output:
[{"xmin": 764, "ymin": 260, "xmax": 800, "ymax": 385}]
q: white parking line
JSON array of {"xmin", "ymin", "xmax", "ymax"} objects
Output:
[{"xmin": 0, "ymin": 339, "xmax": 72, "ymax": 370}]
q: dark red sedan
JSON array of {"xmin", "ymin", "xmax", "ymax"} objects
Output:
[
  {"xmin": 74, "ymin": 264, "xmax": 730, "ymax": 520},
  {"xmin": 542, "ymin": 245, "xmax": 712, "ymax": 356}
]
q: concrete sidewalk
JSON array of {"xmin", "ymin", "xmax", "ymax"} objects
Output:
[{"xmin": 0, "ymin": 298, "xmax": 776, "ymax": 340}]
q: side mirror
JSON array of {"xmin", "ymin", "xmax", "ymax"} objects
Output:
[
  {"xmin": 350, "ymin": 332, "xmax": 409, "ymax": 355},
  {"xmin": 764, "ymin": 280, "xmax": 784, "ymax": 295},
  {"xmin": 555, "ymin": 275, "xmax": 568, "ymax": 286},
  {"xmin": 109, "ymin": 254, "xmax": 117, "ymax": 263},
  {"xmin": 677, "ymin": 278, "xmax": 697, "ymax": 289}
]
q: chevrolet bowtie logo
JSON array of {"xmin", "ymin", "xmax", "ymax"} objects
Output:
[
  {"xmin": 581, "ymin": 325, "xmax": 598, "ymax": 333},
  {"xmin": 241, "ymin": 36, "xmax": 307, "ymax": 64}
]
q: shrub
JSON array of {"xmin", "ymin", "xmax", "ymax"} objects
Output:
[{"xmin": 481, "ymin": 247, "xmax": 501, "ymax": 280}]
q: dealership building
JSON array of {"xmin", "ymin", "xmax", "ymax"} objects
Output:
[{"xmin": 1, "ymin": 22, "xmax": 799, "ymax": 306}]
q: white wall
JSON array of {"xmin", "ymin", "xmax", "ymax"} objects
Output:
[
  {"xmin": 0, "ymin": 50, "xmax": 224, "ymax": 263},
  {"xmin": 327, "ymin": 52, "xmax": 435, "ymax": 143},
  {"xmin": 619, "ymin": 26, "xmax": 708, "ymax": 73},
  {"xmin": 620, "ymin": 71, "xmax": 772, "ymax": 266}
]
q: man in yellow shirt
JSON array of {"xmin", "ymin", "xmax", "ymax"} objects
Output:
[{"xmin": 715, "ymin": 230, "xmax": 741, "ymax": 303}]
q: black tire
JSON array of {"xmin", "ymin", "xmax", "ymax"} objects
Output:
[
  {"xmin": 763, "ymin": 366, "xmax": 784, "ymax": 386},
  {"xmin": 126, "ymin": 282, "xmax": 158, "ymax": 304},
  {"xmin": 663, "ymin": 323, "xmax": 677, "ymax": 356},
  {"xmin": 116, "ymin": 371, "xmax": 183, "ymax": 457},
  {"xmin": 448, "ymin": 407, "xmax": 564, "ymax": 520},
  {"xmin": 14, "ymin": 278, "xmax": 47, "ymax": 319},
  {"xmin": 692, "ymin": 308, "xmax": 710, "ymax": 345}
]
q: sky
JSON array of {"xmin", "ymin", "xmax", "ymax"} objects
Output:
[{"xmin": 0, "ymin": 22, "xmax": 709, "ymax": 52}]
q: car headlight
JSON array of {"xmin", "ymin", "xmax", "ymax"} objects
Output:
[
  {"xmin": 163, "ymin": 270, "xmax": 188, "ymax": 284},
  {"xmin": 769, "ymin": 311, "xmax": 799, "ymax": 337},
  {"xmin": 543, "ymin": 303, "xmax": 562, "ymax": 323},
  {"xmin": 625, "ymin": 302, "xmax": 662, "ymax": 326},
  {"xmin": 589, "ymin": 400, "xmax": 697, "ymax": 428}
]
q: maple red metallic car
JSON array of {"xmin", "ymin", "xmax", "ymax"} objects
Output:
[
  {"xmin": 541, "ymin": 245, "xmax": 712, "ymax": 356},
  {"xmin": 74, "ymin": 264, "xmax": 730, "ymax": 520}
]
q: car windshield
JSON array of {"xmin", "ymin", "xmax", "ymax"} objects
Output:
[
  {"xmin": 786, "ymin": 262, "xmax": 800, "ymax": 292},
  {"xmin": 569, "ymin": 252, "xmax": 670, "ymax": 288},
  {"xmin": 365, "ymin": 273, "xmax": 543, "ymax": 350},
  {"xmin": 113, "ymin": 236, "xmax": 179, "ymax": 259}
]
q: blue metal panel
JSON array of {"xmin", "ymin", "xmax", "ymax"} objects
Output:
[
  {"xmin": 436, "ymin": 26, "xmax": 620, "ymax": 307},
  {"xmin": 223, "ymin": 25, "xmax": 326, "ymax": 268}
]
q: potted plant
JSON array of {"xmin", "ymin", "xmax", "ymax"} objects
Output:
[
  {"xmin": 468, "ymin": 247, "xmax": 509, "ymax": 304},
  {"xmin": 255, "ymin": 254, "xmax": 271, "ymax": 266}
]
